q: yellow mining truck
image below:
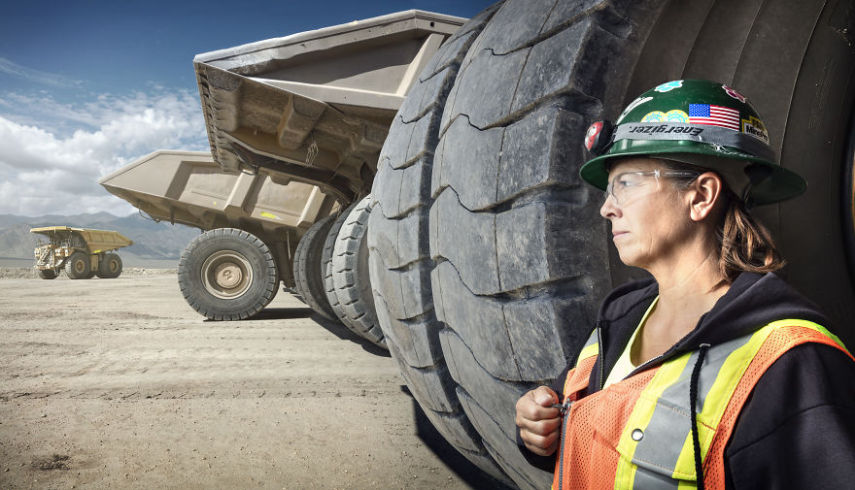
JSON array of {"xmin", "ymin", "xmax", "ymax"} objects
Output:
[{"xmin": 30, "ymin": 226, "xmax": 133, "ymax": 280}]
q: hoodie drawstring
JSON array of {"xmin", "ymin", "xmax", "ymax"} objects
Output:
[{"xmin": 690, "ymin": 343, "xmax": 711, "ymax": 490}]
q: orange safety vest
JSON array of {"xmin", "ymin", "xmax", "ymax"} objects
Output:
[{"xmin": 552, "ymin": 319, "xmax": 853, "ymax": 489}]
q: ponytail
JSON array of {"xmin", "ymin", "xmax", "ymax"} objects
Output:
[{"xmin": 717, "ymin": 194, "xmax": 785, "ymax": 282}]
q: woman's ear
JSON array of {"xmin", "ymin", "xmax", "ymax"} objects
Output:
[{"xmin": 688, "ymin": 172, "xmax": 723, "ymax": 222}]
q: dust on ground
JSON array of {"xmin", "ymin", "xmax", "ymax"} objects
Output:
[{"xmin": 0, "ymin": 273, "xmax": 498, "ymax": 489}]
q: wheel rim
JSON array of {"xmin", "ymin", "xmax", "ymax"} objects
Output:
[
  {"xmin": 109, "ymin": 259, "xmax": 119, "ymax": 273},
  {"xmin": 200, "ymin": 250, "xmax": 253, "ymax": 299},
  {"xmin": 73, "ymin": 259, "xmax": 86, "ymax": 274}
]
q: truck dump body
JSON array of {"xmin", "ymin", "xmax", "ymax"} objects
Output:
[
  {"xmin": 192, "ymin": 10, "xmax": 466, "ymax": 202},
  {"xmin": 99, "ymin": 150, "xmax": 336, "ymax": 234}
]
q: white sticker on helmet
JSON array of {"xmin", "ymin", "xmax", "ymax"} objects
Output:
[{"xmin": 615, "ymin": 96, "xmax": 653, "ymax": 124}]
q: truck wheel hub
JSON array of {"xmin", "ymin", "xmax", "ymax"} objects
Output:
[
  {"xmin": 215, "ymin": 263, "xmax": 242, "ymax": 288},
  {"xmin": 201, "ymin": 251, "xmax": 253, "ymax": 299}
]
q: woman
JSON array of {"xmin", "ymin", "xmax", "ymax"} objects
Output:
[{"xmin": 515, "ymin": 80, "xmax": 855, "ymax": 489}]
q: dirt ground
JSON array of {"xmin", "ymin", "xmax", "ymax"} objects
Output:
[{"xmin": 0, "ymin": 272, "xmax": 499, "ymax": 489}]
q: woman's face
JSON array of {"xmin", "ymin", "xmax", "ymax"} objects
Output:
[{"xmin": 599, "ymin": 158, "xmax": 694, "ymax": 270}]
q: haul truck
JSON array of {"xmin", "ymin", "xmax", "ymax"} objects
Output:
[
  {"xmin": 31, "ymin": 226, "xmax": 132, "ymax": 279},
  {"xmin": 99, "ymin": 150, "xmax": 338, "ymax": 322},
  {"xmin": 105, "ymin": 3, "xmax": 855, "ymax": 488}
]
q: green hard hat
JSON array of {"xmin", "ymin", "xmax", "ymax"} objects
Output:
[{"xmin": 579, "ymin": 79, "xmax": 806, "ymax": 206}]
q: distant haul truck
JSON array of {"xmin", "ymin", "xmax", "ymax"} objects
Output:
[{"xmin": 31, "ymin": 226, "xmax": 133, "ymax": 280}]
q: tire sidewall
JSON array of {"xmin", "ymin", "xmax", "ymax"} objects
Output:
[{"xmin": 179, "ymin": 230, "xmax": 275, "ymax": 318}]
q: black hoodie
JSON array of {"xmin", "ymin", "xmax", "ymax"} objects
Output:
[{"xmin": 520, "ymin": 272, "xmax": 855, "ymax": 489}]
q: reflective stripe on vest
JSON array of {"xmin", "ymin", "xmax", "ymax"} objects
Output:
[
  {"xmin": 577, "ymin": 328, "xmax": 600, "ymax": 366},
  {"xmin": 553, "ymin": 319, "xmax": 853, "ymax": 489}
]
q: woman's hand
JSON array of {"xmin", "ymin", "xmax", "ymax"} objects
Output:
[{"xmin": 515, "ymin": 386, "xmax": 562, "ymax": 456}]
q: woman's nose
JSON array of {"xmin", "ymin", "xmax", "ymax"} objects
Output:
[{"xmin": 600, "ymin": 193, "xmax": 619, "ymax": 219}]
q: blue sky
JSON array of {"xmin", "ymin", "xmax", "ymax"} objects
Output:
[{"xmin": 0, "ymin": 0, "xmax": 494, "ymax": 216}]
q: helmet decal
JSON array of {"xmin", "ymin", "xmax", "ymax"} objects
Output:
[
  {"xmin": 654, "ymin": 80, "xmax": 683, "ymax": 92},
  {"xmin": 642, "ymin": 109, "xmax": 690, "ymax": 123},
  {"xmin": 688, "ymin": 103, "xmax": 740, "ymax": 130},
  {"xmin": 641, "ymin": 111, "xmax": 666, "ymax": 122},
  {"xmin": 741, "ymin": 115, "xmax": 769, "ymax": 143},
  {"xmin": 665, "ymin": 110, "xmax": 689, "ymax": 123},
  {"xmin": 722, "ymin": 84, "xmax": 747, "ymax": 102},
  {"xmin": 615, "ymin": 96, "xmax": 652, "ymax": 124}
]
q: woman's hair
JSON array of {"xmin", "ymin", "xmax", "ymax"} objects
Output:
[{"xmin": 657, "ymin": 159, "xmax": 786, "ymax": 282}]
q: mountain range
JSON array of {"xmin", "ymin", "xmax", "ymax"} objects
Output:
[{"xmin": 0, "ymin": 212, "xmax": 201, "ymax": 268}]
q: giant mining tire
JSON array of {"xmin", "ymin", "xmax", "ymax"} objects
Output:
[
  {"xmin": 368, "ymin": 1, "xmax": 855, "ymax": 488},
  {"xmin": 64, "ymin": 251, "xmax": 91, "ymax": 280},
  {"xmin": 292, "ymin": 215, "xmax": 339, "ymax": 321},
  {"xmin": 322, "ymin": 203, "xmax": 359, "ymax": 326},
  {"xmin": 178, "ymin": 228, "xmax": 278, "ymax": 321},
  {"xmin": 331, "ymin": 195, "xmax": 386, "ymax": 348}
]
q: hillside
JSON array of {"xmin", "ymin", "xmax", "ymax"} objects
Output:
[{"xmin": 0, "ymin": 212, "xmax": 201, "ymax": 268}]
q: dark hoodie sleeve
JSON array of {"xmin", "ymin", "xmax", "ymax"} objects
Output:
[
  {"xmin": 515, "ymin": 364, "xmax": 572, "ymax": 471},
  {"xmin": 724, "ymin": 343, "xmax": 855, "ymax": 490}
]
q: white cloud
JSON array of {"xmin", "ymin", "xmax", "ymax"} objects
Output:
[
  {"xmin": 0, "ymin": 57, "xmax": 82, "ymax": 88},
  {"xmin": 0, "ymin": 89, "xmax": 209, "ymax": 216}
]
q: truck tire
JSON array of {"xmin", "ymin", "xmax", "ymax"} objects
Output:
[
  {"xmin": 331, "ymin": 195, "xmax": 386, "ymax": 348},
  {"xmin": 65, "ymin": 251, "xmax": 91, "ymax": 280},
  {"xmin": 369, "ymin": 1, "xmax": 855, "ymax": 487},
  {"xmin": 96, "ymin": 253, "xmax": 123, "ymax": 279},
  {"xmin": 322, "ymin": 203, "xmax": 358, "ymax": 326},
  {"xmin": 38, "ymin": 269, "xmax": 57, "ymax": 280},
  {"xmin": 178, "ymin": 228, "xmax": 278, "ymax": 321},
  {"xmin": 292, "ymin": 215, "xmax": 339, "ymax": 321}
]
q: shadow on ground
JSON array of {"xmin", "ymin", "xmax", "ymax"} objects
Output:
[
  {"xmin": 249, "ymin": 307, "xmax": 315, "ymax": 320},
  {"xmin": 309, "ymin": 314, "xmax": 391, "ymax": 357},
  {"xmin": 403, "ymin": 385, "xmax": 516, "ymax": 490},
  {"xmin": 235, "ymin": 306, "xmax": 390, "ymax": 357}
]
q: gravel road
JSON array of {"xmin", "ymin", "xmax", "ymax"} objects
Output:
[{"xmin": 0, "ymin": 273, "xmax": 497, "ymax": 489}]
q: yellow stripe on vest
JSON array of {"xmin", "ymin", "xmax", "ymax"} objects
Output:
[
  {"xmin": 613, "ymin": 352, "xmax": 692, "ymax": 489},
  {"xmin": 576, "ymin": 342, "xmax": 599, "ymax": 368}
]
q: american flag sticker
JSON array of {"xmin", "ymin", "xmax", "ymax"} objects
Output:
[{"xmin": 689, "ymin": 104, "xmax": 741, "ymax": 131}]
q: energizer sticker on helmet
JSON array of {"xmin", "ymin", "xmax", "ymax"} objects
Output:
[
  {"xmin": 627, "ymin": 124, "xmax": 704, "ymax": 136},
  {"xmin": 614, "ymin": 123, "xmax": 775, "ymax": 162}
]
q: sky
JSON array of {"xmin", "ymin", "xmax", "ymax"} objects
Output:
[{"xmin": 0, "ymin": 0, "xmax": 494, "ymax": 217}]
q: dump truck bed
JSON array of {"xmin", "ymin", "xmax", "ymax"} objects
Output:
[
  {"xmin": 30, "ymin": 227, "xmax": 133, "ymax": 253},
  {"xmin": 99, "ymin": 150, "xmax": 336, "ymax": 234},
  {"xmin": 193, "ymin": 10, "xmax": 466, "ymax": 202}
]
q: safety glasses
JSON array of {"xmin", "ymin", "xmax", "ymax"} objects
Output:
[{"xmin": 605, "ymin": 169, "xmax": 698, "ymax": 205}]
